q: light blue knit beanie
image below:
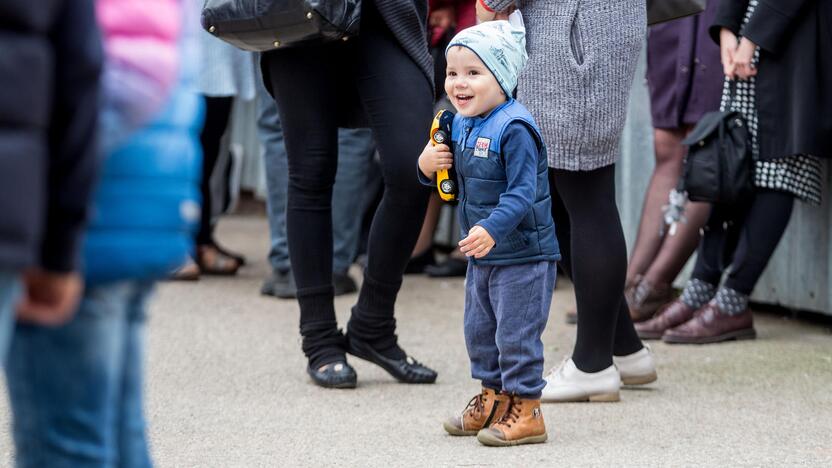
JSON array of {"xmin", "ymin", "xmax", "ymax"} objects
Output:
[{"xmin": 446, "ymin": 11, "xmax": 528, "ymax": 97}]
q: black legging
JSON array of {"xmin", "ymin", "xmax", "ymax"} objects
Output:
[
  {"xmin": 692, "ymin": 189, "xmax": 794, "ymax": 294},
  {"xmin": 263, "ymin": 1, "xmax": 432, "ymax": 368},
  {"xmin": 197, "ymin": 96, "xmax": 234, "ymax": 245},
  {"xmin": 549, "ymin": 166, "xmax": 643, "ymax": 373}
]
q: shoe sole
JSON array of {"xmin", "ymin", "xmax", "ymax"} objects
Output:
[
  {"xmin": 313, "ymin": 380, "xmax": 357, "ymax": 389},
  {"xmin": 541, "ymin": 391, "xmax": 620, "ymax": 403},
  {"xmin": 442, "ymin": 422, "xmax": 477, "ymax": 436},
  {"xmin": 306, "ymin": 368, "xmax": 357, "ymax": 389},
  {"xmin": 308, "ymin": 375, "xmax": 357, "ymax": 389},
  {"xmin": 261, "ymin": 291, "xmax": 297, "ymax": 299},
  {"xmin": 663, "ymin": 328, "xmax": 757, "ymax": 344},
  {"xmin": 260, "ymin": 286, "xmax": 297, "ymax": 299},
  {"xmin": 476, "ymin": 431, "xmax": 547, "ymax": 447},
  {"xmin": 621, "ymin": 370, "xmax": 658, "ymax": 386}
]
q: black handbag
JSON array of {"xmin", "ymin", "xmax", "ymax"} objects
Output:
[
  {"xmin": 679, "ymin": 104, "xmax": 753, "ymax": 205},
  {"xmin": 201, "ymin": 0, "xmax": 361, "ymax": 52},
  {"xmin": 647, "ymin": 0, "xmax": 707, "ymax": 25}
]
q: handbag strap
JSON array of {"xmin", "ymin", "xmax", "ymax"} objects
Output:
[{"xmin": 723, "ymin": 80, "xmax": 738, "ymax": 110}]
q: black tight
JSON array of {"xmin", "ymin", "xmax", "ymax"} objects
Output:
[
  {"xmin": 263, "ymin": 1, "xmax": 432, "ymax": 368},
  {"xmin": 692, "ymin": 189, "xmax": 794, "ymax": 295},
  {"xmin": 550, "ymin": 166, "xmax": 643, "ymax": 373},
  {"xmin": 197, "ymin": 96, "xmax": 233, "ymax": 245}
]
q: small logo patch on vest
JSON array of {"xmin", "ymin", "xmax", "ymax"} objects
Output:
[{"xmin": 474, "ymin": 137, "xmax": 491, "ymax": 158}]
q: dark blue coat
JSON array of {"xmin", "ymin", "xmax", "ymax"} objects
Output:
[
  {"xmin": 451, "ymin": 100, "xmax": 560, "ymax": 266},
  {"xmin": 0, "ymin": 0, "xmax": 103, "ymax": 272}
]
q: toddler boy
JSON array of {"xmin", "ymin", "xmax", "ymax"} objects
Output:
[{"xmin": 417, "ymin": 11, "xmax": 560, "ymax": 447}]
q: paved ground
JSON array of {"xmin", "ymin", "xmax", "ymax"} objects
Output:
[{"xmin": 1, "ymin": 214, "xmax": 831, "ymax": 467}]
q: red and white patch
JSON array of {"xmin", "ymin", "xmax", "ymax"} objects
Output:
[{"xmin": 474, "ymin": 137, "xmax": 491, "ymax": 158}]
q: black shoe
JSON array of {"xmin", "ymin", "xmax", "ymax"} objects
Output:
[
  {"xmin": 424, "ymin": 258, "xmax": 467, "ymax": 278},
  {"xmin": 404, "ymin": 249, "xmax": 436, "ymax": 274},
  {"xmin": 346, "ymin": 335, "xmax": 437, "ymax": 384},
  {"xmin": 333, "ymin": 272, "xmax": 358, "ymax": 296},
  {"xmin": 261, "ymin": 270, "xmax": 296, "ymax": 299},
  {"xmin": 306, "ymin": 360, "xmax": 357, "ymax": 389}
]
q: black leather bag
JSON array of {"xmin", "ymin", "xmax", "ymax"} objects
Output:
[
  {"xmin": 647, "ymin": 0, "xmax": 707, "ymax": 25},
  {"xmin": 679, "ymin": 108, "xmax": 753, "ymax": 204},
  {"xmin": 201, "ymin": 0, "xmax": 361, "ymax": 52}
]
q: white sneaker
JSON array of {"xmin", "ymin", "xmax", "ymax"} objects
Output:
[
  {"xmin": 613, "ymin": 344, "xmax": 658, "ymax": 386},
  {"xmin": 541, "ymin": 358, "xmax": 620, "ymax": 403}
]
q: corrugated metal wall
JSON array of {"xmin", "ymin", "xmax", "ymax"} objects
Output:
[
  {"xmin": 227, "ymin": 45, "xmax": 831, "ymax": 316},
  {"xmin": 619, "ymin": 47, "xmax": 831, "ymax": 315}
]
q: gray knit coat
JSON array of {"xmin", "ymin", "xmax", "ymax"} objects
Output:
[{"xmin": 485, "ymin": 0, "xmax": 646, "ymax": 170}]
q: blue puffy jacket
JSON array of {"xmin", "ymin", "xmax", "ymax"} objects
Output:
[{"xmin": 82, "ymin": 87, "xmax": 203, "ymax": 285}]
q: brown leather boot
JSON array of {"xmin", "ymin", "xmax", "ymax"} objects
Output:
[
  {"xmin": 476, "ymin": 395, "xmax": 547, "ymax": 447},
  {"xmin": 662, "ymin": 303, "xmax": 756, "ymax": 344},
  {"xmin": 628, "ymin": 278, "xmax": 677, "ymax": 323},
  {"xmin": 443, "ymin": 388, "xmax": 510, "ymax": 436},
  {"xmin": 635, "ymin": 299, "xmax": 697, "ymax": 340}
]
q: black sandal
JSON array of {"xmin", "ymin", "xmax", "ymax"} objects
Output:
[
  {"xmin": 197, "ymin": 244, "xmax": 241, "ymax": 276},
  {"xmin": 208, "ymin": 240, "xmax": 247, "ymax": 266}
]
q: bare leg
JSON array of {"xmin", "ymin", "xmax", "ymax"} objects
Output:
[
  {"xmin": 642, "ymin": 201, "xmax": 710, "ymax": 286},
  {"xmin": 412, "ymin": 193, "xmax": 442, "ymax": 257},
  {"xmin": 626, "ymin": 127, "xmax": 689, "ymax": 285}
]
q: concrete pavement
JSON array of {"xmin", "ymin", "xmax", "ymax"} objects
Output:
[{"xmin": 1, "ymin": 214, "xmax": 831, "ymax": 467}]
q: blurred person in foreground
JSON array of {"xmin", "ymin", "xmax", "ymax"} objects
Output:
[
  {"xmin": 0, "ymin": 2, "xmax": 102, "ymax": 357},
  {"xmin": 3, "ymin": 0, "xmax": 203, "ymax": 466}
]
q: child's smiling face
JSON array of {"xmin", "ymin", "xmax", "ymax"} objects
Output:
[{"xmin": 445, "ymin": 46, "xmax": 507, "ymax": 118}]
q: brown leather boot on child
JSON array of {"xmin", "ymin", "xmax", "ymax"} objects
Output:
[
  {"xmin": 476, "ymin": 395, "xmax": 547, "ymax": 447},
  {"xmin": 443, "ymin": 388, "xmax": 510, "ymax": 436}
]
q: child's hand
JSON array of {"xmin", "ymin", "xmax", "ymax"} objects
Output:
[
  {"xmin": 459, "ymin": 225, "xmax": 495, "ymax": 259},
  {"xmin": 418, "ymin": 142, "xmax": 453, "ymax": 178}
]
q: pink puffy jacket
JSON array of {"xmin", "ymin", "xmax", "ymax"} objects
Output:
[{"xmin": 96, "ymin": 0, "xmax": 182, "ymax": 150}]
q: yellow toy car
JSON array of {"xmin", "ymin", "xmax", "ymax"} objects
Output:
[{"xmin": 430, "ymin": 109, "xmax": 458, "ymax": 203}]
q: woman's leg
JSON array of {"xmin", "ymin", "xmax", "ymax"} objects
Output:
[
  {"xmin": 626, "ymin": 127, "xmax": 687, "ymax": 284},
  {"xmin": 549, "ymin": 166, "xmax": 642, "ymax": 372},
  {"xmin": 722, "ymin": 190, "xmax": 794, "ymax": 296},
  {"xmin": 196, "ymin": 96, "xmax": 233, "ymax": 246},
  {"xmin": 412, "ymin": 193, "xmax": 442, "ymax": 258},
  {"xmin": 264, "ymin": 45, "xmax": 344, "ymax": 369},
  {"xmin": 641, "ymin": 201, "xmax": 710, "ymax": 286},
  {"xmin": 346, "ymin": 3, "xmax": 433, "ymax": 359},
  {"xmin": 663, "ymin": 192, "xmax": 792, "ymax": 343}
]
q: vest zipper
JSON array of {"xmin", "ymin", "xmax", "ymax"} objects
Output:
[{"xmin": 460, "ymin": 123, "xmax": 473, "ymax": 260}]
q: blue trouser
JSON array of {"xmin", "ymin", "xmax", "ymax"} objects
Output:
[
  {"xmin": 256, "ymin": 72, "xmax": 374, "ymax": 274},
  {"xmin": 465, "ymin": 261, "xmax": 557, "ymax": 399},
  {"xmin": 0, "ymin": 271, "xmax": 21, "ymax": 363},
  {"xmin": 5, "ymin": 281, "xmax": 154, "ymax": 468}
]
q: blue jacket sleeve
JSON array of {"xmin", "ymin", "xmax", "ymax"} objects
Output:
[
  {"xmin": 417, "ymin": 166, "xmax": 435, "ymax": 187},
  {"xmin": 476, "ymin": 122, "xmax": 537, "ymax": 245}
]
